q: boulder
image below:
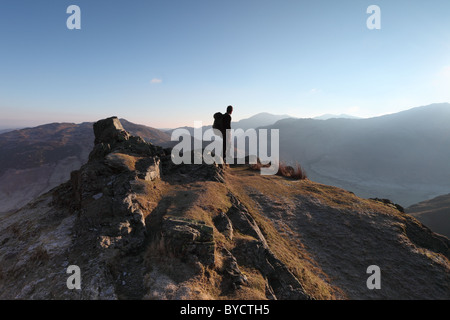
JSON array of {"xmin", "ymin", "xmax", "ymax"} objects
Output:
[
  {"xmin": 136, "ymin": 157, "xmax": 161, "ymax": 181},
  {"xmin": 235, "ymin": 240, "xmax": 311, "ymax": 300},
  {"xmin": 161, "ymin": 217, "xmax": 215, "ymax": 266},
  {"xmin": 226, "ymin": 194, "xmax": 268, "ymax": 247},
  {"xmin": 213, "ymin": 211, "xmax": 233, "ymax": 240},
  {"xmin": 105, "ymin": 153, "xmax": 134, "ymax": 172},
  {"xmin": 220, "ymin": 248, "xmax": 248, "ymax": 292},
  {"xmin": 93, "ymin": 117, "xmax": 130, "ymax": 145},
  {"xmin": 370, "ymin": 198, "xmax": 405, "ymax": 213}
]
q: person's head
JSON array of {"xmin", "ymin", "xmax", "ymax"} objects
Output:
[{"xmin": 227, "ymin": 105, "xmax": 233, "ymax": 114}]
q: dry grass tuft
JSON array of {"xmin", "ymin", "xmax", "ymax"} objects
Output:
[
  {"xmin": 250, "ymin": 160, "xmax": 307, "ymax": 180},
  {"xmin": 277, "ymin": 161, "xmax": 307, "ymax": 180}
]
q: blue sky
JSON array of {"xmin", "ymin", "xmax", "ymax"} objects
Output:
[{"xmin": 1, "ymin": 0, "xmax": 450, "ymax": 128}]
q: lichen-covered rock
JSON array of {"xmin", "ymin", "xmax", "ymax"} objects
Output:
[
  {"xmin": 220, "ymin": 248, "xmax": 248, "ymax": 293},
  {"xmin": 226, "ymin": 194, "xmax": 267, "ymax": 247},
  {"xmin": 161, "ymin": 217, "xmax": 215, "ymax": 266},
  {"xmin": 234, "ymin": 240, "xmax": 311, "ymax": 300},
  {"xmin": 213, "ymin": 211, "xmax": 233, "ymax": 240}
]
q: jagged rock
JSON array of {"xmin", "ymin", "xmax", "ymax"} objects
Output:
[
  {"xmin": 89, "ymin": 117, "xmax": 164, "ymax": 162},
  {"xmin": 234, "ymin": 240, "xmax": 311, "ymax": 300},
  {"xmin": 220, "ymin": 248, "xmax": 248, "ymax": 292},
  {"xmin": 265, "ymin": 281, "xmax": 277, "ymax": 300},
  {"xmin": 103, "ymin": 153, "xmax": 161, "ymax": 183},
  {"xmin": 105, "ymin": 153, "xmax": 134, "ymax": 172},
  {"xmin": 136, "ymin": 157, "xmax": 161, "ymax": 181},
  {"xmin": 213, "ymin": 211, "xmax": 233, "ymax": 240},
  {"xmin": 224, "ymin": 192, "xmax": 311, "ymax": 300},
  {"xmin": 161, "ymin": 217, "xmax": 215, "ymax": 266},
  {"xmin": 57, "ymin": 118, "xmax": 167, "ymax": 260},
  {"xmin": 226, "ymin": 194, "xmax": 268, "ymax": 247},
  {"xmin": 93, "ymin": 117, "xmax": 130, "ymax": 145},
  {"xmin": 117, "ymin": 136, "xmax": 162, "ymax": 157},
  {"xmin": 370, "ymin": 198, "xmax": 405, "ymax": 213},
  {"xmin": 166, "ymin": 162, "xmax": 225, "ymax": 183}
]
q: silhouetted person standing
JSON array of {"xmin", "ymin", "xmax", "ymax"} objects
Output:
[{"xmin": 222, "ymin": 105, "xmax": 233, "ymax": 164}]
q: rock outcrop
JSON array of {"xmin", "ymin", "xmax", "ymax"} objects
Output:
[{"xmin": 160, "ymin": 217, "xmax": 215, "ymax": 266}]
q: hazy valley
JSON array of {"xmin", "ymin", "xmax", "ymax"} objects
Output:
[{"xmin": 265, "ymin": 103, "xmax": 450, "ymax": 207}]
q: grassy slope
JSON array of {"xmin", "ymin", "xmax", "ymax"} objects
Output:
[
  {"xmin": 1, "ymin": 159, "xmax": 448, "ymax": 300},
  {"xmin": 407, "ymin": 193, "xmax": 450, "ymax": 239},
  {"xmin": 222, "ymin": 166, "xmax": 449, "ymax": 299},
  {"xmin": 139, "ymin": 164, "xmax": 449, "ymax": 299}
]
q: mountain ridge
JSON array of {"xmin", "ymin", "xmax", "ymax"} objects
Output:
[
  {"xmin": 313, "ymin": 114, "xmax": 361, "ymax": 120},
  {"xmin": 0, "ymin": 117, "xmax": 448, "ymax": 300},
  {"xmin": 1, "ymin": 104, "xmax": 449, "ymax": 235},
  {"xmin": 407, "ymin": 193, "xmax": 450, "ymax": 239},
  {"xmin": 265, "ymin": 103, "xmax": 450, "ymax": 207}
]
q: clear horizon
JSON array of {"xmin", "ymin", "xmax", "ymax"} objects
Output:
[{"xmin": 1, "ymin": 1, "xmax": 450, "ymax": 128}]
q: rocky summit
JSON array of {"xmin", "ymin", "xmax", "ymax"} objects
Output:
[{"xmin": 0, "ymin": 117, "xmax": 448, "ymax": 300}]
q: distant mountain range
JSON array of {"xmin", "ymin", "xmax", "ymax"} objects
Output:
[
  {"xmin": 0, "ymin": 128, "xmax": 21, "ymax": 135},
  {"xmin": 264, "ymin": 103, "xmax": 450, "ymax": 207},
  {"xmin": 163, "ymin": 112, "xmax": 292, "ymax": 136},
  {"xmin": 232, "ymin": 112, "xmax": 293, "ymax": 131},
  {"xmin": 313, "ymin": 114, "xmax": 362, "ymax": 120}
]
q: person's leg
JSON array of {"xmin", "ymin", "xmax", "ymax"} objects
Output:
[
  {"xmin": 225, "ymin": 129, "xmax": 232, "ymax": 164},
  {"xmin": 223, "ymin": 132, "xmax": 227, "ymax": 164}
]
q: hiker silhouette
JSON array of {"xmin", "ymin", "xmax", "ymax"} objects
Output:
[
  {"xmin": 222, "ymin": 106, "xmax": 233, "ymax": 164},
  {"xmin": 212, "ymin": 105, "xmax": 233, "ymax": 164}
]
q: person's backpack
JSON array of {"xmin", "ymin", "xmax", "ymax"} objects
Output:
[{"xmin": 213, "ymin": 112, "xmax": 224, "ymax": 131}]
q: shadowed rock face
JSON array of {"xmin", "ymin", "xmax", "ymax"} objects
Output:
[
  {"xmin": 66, "ymin": 117, "xmax": 167, "ymax": 255},
  {"xmin": 0, "ymin": 117, "xmax": 448, "ymax": 300},
  {"xmin": 93, "ymin": 117, "xmax": 130, "ymax": 145},
  {"xmin": 160, "ymin": 217, "xmax": 215, "ymax": 266}
]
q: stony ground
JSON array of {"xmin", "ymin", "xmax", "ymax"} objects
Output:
[{"xmin": 227, "ymin": 167, "xmax": 450, "ymax": 299}]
